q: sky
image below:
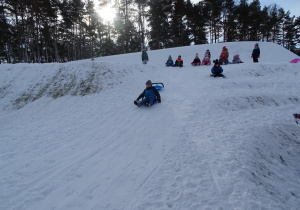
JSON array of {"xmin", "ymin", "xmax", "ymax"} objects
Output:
[
  {"xmin": 192, "ymin": 0, "xmax": 300, "ymax": 17},
  {"xmin": 259, "ymin": 0, "xmax": 300, "ymax": 16}
]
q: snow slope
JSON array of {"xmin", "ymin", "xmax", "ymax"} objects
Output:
[{"xmin": 1, "ymin": 42, "xmax": 300, "ymax": 210}]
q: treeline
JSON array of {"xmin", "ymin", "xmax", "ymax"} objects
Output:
[{"xmin": 1, "ymin": 0, "xmax": 299, "ymax": 63}]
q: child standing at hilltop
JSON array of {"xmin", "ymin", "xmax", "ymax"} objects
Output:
[
  {"xmin": 251, "ymin": 43, "xmax": 260, "ymax": 63},
  {"xmin": 141, "ymin": 49, "xmax": 149, "ymax": 64}
]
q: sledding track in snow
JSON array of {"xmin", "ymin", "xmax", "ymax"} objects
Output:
[{"xmin": 1, "ymin": 42, "xmax": 300, "ymax": 210}]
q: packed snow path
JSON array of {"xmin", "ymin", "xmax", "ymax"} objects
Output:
[{"xmin": 1, "ymin": 42, "xmax": 300, "ymax": 210}]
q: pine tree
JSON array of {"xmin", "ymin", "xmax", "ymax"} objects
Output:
[
  {"xmin": 185, "ymin": 1, "xmax": 207, "ymax": 44},
  {"xmin": 147, "ymin": 0, "xmax": 172, "ymax": 49},
  {"xmin": 260, "ymin": 6, "xmax": 272, "ymax": 41},
  {"xmin": 294, "ymin": 16, "xmax": 300, "ymax": 55},
  {"xmin": 236, "ymin": 0, "xmax": 249, "ymax": 41},
  {"xmin": 248, "ymin": 0, "xmax": 262, "ymax": 41},
  {"xmin": 282, "ymin": 11, "xmax": 296, "ymax": 51},
  {"xmin": 0, "ymin": 0, "xmax": 12, "ymax": 62},
  {"xmin": 203, "ymin": 0, "xmax": 222, "ymax": 43},
  {"xmin": 169, "ymin": 0, "xmax": 191, "ymax": 47},
  {"xmin": 135, "ymin": 0, "xmax": 147, "ymax": 49},
  {"xmin": 222, "ymin": 0, "xmax": 237, "ymax": 42}
]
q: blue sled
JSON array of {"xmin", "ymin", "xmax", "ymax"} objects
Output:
[{"xmin": 152, "ymin": 83, "xmax": 164, "ymax": 91}]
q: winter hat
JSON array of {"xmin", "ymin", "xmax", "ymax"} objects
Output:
[
  {"xmin": 146, "ymin": 80, "xmax": 152, "ymax": 85},
  {"xmin": 213, "ymin": 59, "xmax": 219, "ymax": 65},
  {"xmin": 223, "ymin": 46, "xmax": 226, "ymax": 50},
  {"xmin": 168, "ymin": 55, "xmax": 172, "ymax": 59},
  {"xmin": 235, "ymin": 54, "xmax": 239, "ymax": 58}
]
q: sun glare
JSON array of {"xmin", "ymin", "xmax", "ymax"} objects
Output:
[{"xmin": 98, "ymin": 6, "xmax": 116, "ymax": 22}]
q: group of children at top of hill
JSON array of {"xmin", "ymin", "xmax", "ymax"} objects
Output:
[
  {"xmin": 142, "ymin": 43, "xmax": 260, "ymax": 67},
  {"xmin": 165, "ymin": 50, "xmax": 212, "ymax": 67},
  {"xmin": 164, "ymin": 44, "xmax": 261, "ymax": 67}
]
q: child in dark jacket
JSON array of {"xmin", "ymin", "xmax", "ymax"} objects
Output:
[
  {"xmin": 191, "ymin": 53, "xmax": 201, "ymax": 66},
  {"xmin": 251, "ymin": 43, "xmax": 260, "ymax": 63},
  {"xmin": 142, "ymin": 49, "xmax": 149, "ymax": 64},
  {"xmin": 173, "ymin": 55, "xmax": 183, "ymax": 67},
  {"xmin": 211, "ymin": 59, "xmax": 224, "ymax": 77},
  {"xmin": 166, "ymin": 55, "xmax": 174, "ymax": 67},
  {"xmin": 134, "ymin": 80, "xmax": 161, "ymax": 107}
]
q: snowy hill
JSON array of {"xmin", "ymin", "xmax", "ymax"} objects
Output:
[{"xmin": 1, "ymin": 42, "xmax": 300, "ymax": 210}]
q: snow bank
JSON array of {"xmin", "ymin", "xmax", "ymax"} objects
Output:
[{"xmin": 0, "ymin": 62, "xmax": 149, "ymax": 110}]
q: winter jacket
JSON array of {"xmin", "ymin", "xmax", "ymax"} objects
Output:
[
  {"xmin": 174, "ymin": 59, "xmax": 183, "ymax": 67},
  {"xmin": 142, "ymin": 51, "xmax": 148, "ymax": 61},
  {"xmin": 166, "ymin": 60, "xmax": 174, "ymax": 66},
  {"xmin": 137, "ymin": 86, "xmax": 161, "ymax": 101},
  {"xmin": 220, "ymin": 51, "xmax": 227, "ymax": 58},
  {"xmin": 202, "ymin": 57, "xmax": 211, "ymax": 65},
  {"xmin": 224, "ymin": 49, "xmax": 229, "ymax": 58},
  {"xmin": 192, "ymin": 58, "xmax": 201, "ymax": 63},
  {"xmin": 219, "ymin": 56, "xmax": 228, "ymax": 65},
  {"xmin": 252, "ymin": 48, "xmax": 260, "ymax": 58},
  {"xmin": 211, "ymin": 66, "xmax": 223, "ymax": 74}
]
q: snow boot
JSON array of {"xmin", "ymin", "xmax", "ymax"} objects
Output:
[{"xmin": 134, "ymin": 100, "xmax": 141, "ymax": 107}]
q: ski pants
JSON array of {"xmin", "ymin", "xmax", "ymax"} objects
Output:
[
  {"xmin": 139, "ymin": 97, "xmax": 156, "ymax": 106},
  {"xmin": 253, "ymin": 57, "xmax": 258, "ymax": 63},
  {"xmin": 143, "ymin": 60, "xmax": 148, "ymax": 64}
]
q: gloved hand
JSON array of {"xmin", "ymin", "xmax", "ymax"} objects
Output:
[
  {"xmin": 258, "ymin": 55, "xmax": 260, "ymax": 58},
  {"xmin": 157, "ymin": 98, "xmax": 161, "ymax": 103}
]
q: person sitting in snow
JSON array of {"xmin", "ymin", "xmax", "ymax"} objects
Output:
[
  {"xmin": 191, "ymin": 53, "xmax": 201, "ymax": 66},
  {"xmin": 221, "ymin": 46, "xmax": 229, "ymax": 59},
  {"xmin": 166, "ymin": 55, "xmax": 174, "ymax": 67},
  {"xmin": 232, "ymin": 54, "xmax": 243, "ymax": 63},
  {"xmin": 219, "ymin": 51, "xmax": 229, "ymax": 65},
  {"xmin": 211, "ymin": 59, "xmax": 225, "ymax": 77},
  {"xmin": 251, "ymin": 43, "xmax": 260, "ymax": 63},
  {"xmin": 173, "ymin": 55, "xmax": 183, "ymax": 67},
  {"xmin": 134, "ymin": 80, "xmax": 161, "ymax": 107},
  {"xmin": 202, "ymin": 50, "xmax": 211, "ymax": 65},
  {"xmin": 141, "ymin": 49, "xmax": 149, "ymax": 64}
]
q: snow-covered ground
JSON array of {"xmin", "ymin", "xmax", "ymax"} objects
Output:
[{"xmin": 1, "ymin": 42, "xmax": 300, "ymax": 210}]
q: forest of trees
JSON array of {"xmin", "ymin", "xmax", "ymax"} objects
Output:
[{"xmin": 1, "ymin": 0, "xmax": 300, "ymax": 63}]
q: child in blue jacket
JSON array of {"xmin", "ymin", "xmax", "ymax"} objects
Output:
[
  {"xmin": 166, "ymin": 55, "xmax": 174, "ymax": 67},
  {"xmin": 134, "ymin": 80, "xmax": 161, "ymax": 107},
  {"xmin": 211, "ymin": 59, "xmax": 224, "ymax": 77}
]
